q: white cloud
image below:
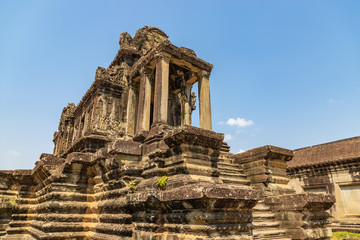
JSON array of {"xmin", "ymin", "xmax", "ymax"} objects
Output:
[
  {"xmin": 226, "ymin": 117, "xmax": 254, "ymax": 127},
  {"xmin": 224, "ymin": 134, "xmax": 233, "ymax": 141},
  {"xmin": 237, "ymin": 149, "xmax": 245, "ymax": 154},
  {"xmin": 8, "ymin": 151, "xmax": 21, "ymax": 156},
  {"xmin": 219, "ymin": 121, "xmax": 225, "ymax": 125}
]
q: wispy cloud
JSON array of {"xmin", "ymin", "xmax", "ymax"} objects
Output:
[
  {"xmin": 8, "ymin": 151, "xmax": 21, "ymax": 156},
  {"xmin": 224, "ymin": 134, "xmax": 233, "ymax": 141},
  {"xmin": 226, "ymin": 117, "xmax": 254, "ymax": 127},
  {"xmin": 328, "ymin": 98, "xmax": 334, "ymax": 103}
]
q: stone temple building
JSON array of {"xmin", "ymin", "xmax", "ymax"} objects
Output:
[
  {"xmin": 288, "ymin": 137, "xmax": 360, "ymax": 233},
  {"xmin": 2, "ymin": 25, "xmax": 358, "ymax": 240}
]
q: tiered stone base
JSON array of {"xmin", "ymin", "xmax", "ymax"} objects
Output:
[{"xmin": 1, "ymin": 126, "xmax": 259, "ymax": 240}]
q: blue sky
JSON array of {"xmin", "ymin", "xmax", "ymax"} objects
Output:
[{"xmin": 1, "ymin": 1, "xmax": 360, "ymax": 170}]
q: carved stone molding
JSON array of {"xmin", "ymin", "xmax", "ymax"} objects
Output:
[{"xmin": 154, "ymin": 51, "xmax": 171, "ymax": 63}]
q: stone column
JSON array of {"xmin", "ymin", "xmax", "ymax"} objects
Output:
[
  {"xmin": 181, "ymin": 83, "xmax": 192, "ymax": 126},
  {"xmin": 58, "ymin": 134, "xmax": 63, "ymax": 154},
  {"xmin": 153, "ymin": 52, "xmax": 170, "ymax": 126},
  {"xmin": 64, "ymin": 125, "xmax": 69, "ymax": 149},
  {"xmin": 67, "ymin": 123, "xmax": 74, "ymax": 147},
  {"xmin": 198, "ymin": 70, "xmax": 212, "ymax": 130},
  {"xmin": 72, "ymin": 123, "xmax": 77, "ymax": 143},
  {"xmin": 136, "ymin": 68, "xmax": 152, "ymax": 132},
  {"xmin": 126, "ymin": 84, "xmax": 137, "ymax": 136},
  {"xmin": 54, "ymin": 137, "xmax": 60, "ymax": 155}
]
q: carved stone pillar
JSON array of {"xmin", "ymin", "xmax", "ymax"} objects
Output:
[
  {"xmin": 64, "ymin": 124, "xmax": 69, "ymax": 149},
  {"xmin": 136, "ymin": 68, "xmax": 152, "ymax": 132},
  {"xmin": 198, "ymin": 70, "xmax": 212, "ymax": 130},
  {"xmin": 101, "ymin": 98, "xmax": 107, "ymax": 131},
  {"xmin": 153, "ymin": 52, "xmax": 170, "ymax": 126},
  {"xmin": 126, "ymin": 84, "xmax": 137, "ymax": 135},
  {"xmin": 67, "ymin": 123, "xmax": 73, "ymax": 148},
  {"xmin": 181, "ymin": 83, "xmax": 192, "ymax": 126},
  {"xmin": 58, "ymin": 134, "xmax": 63, "ymax": 154}
]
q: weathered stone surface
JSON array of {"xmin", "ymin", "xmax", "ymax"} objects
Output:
[
  {"xmin": 288, "ymin": 136, "xmax": 360, "ymax": 233},
  {"xmin": 108, "ymin": 139, "xmax": 141, "ymax": 156},
  {"xmin": 0, "ymin": 26, "xmax": 338, "ymax": 240},
  {"xmin": 265, "ymin": 193, "xmax": 335, "ymax": 211},
  {"xmin": 265, "ymin": 193, "xmax": 334, "ymax": 240},
  {"xmin": 164, "ymin": 125, "xmax": 224, "ymax": 149},
  {"xmin": 235, "ymin": 145, "xmax": 335, "ymax": 240}
]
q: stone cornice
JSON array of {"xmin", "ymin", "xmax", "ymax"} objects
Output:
[
  {"xmin": 128, "ymin": 41, "xmax": 213, "ymax": 80},
  {"xmin": 109, "ymin": 48, "xmax": 139, "ymax": 68},
  {"xmin": 163, "ymin": 125, "xmax": 224, "ymax": 150},
  {"xmin": 287, "ymin": 158, "xmax": 360, "ymax": 177},
  {"xmin": 265, "ymin": 193, "xmax": 335, "ymax": 211},
  {"xmin": 235, "ymin": 145, "xmax": 294, "ymax": 163},
  {"xmin": 287, "ymin": 156, "xmax": 360, "ymax": 171},
  {"xmin": 74, "ymin": 78, "xmax": 123, "ymax": 117},
  {"xmin": 60, "ymin": 134, "xmax": 113, "ymax": 158}
]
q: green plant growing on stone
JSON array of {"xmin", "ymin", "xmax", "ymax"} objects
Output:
[
  {"xmin": 128, "ymin": 179, "xmax": 137, "ymax": 193},
  {"xmin": 156, "ymin": 176, "xmax": 168, "ymax": 190},
  {"xmin": 331, "ymin": 231, "xmax": 360, "ymax": 240},
  {"xmin": 0, "ymin": 198, "xmax": 18, "ymax": 208},
  {"xmin": 8, "ymin": 199, "xmax": 18, "ymax": 207}
]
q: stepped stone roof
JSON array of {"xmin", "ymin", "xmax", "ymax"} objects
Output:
[{"xmin": 288, "ymin": 136, "xmax": 360, "ymax": 169}]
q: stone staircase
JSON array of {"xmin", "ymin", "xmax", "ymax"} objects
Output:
[
  {"xmin": 252, "ymin": 200, "xmax": 291, "ymax": 240},
  {"xmin": 218, "ymin": 152, "xmax": 251, "ymax": 186},
  {"xmin": 219, "ymin": 149, "xmax": 291, "ymax": 240},
  {"xmin": 330, "ymin": 219, "xmax": 360, "ymax": 233}
]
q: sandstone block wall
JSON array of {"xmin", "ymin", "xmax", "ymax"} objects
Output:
[
  {"xmin": 288, "ymin": 137, "xmax": 360, "ymax": 233},
  {"xmin": 0, "ymin": 126, "xmax": 260, "ymax": 240},
  {"xmin": 236, "ymin": 146, "xmax": 335, "ymax": 240}
]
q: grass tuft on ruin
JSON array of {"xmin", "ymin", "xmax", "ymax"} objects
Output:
[{"xmin": 331, "ymin": 231, "xmax": 360, "ymax": 240}]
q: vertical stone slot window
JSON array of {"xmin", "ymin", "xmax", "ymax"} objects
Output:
[
  {"xmin": 80, "ymin": 117, "xmax": 85, "ymax": 136},
  {"xmin": 150, "ymin": 70, "xmax": 155, "ymax": 127},
  {"xmin": 150, "ymin": 103, "xmax": 154, "ymax": 127}
]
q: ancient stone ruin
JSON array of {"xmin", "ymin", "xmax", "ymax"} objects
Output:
[
  {"xmin": 0, "ymin": 26, "xmax": 336, "ymax": 240},
  {"xmin": 288, "ymin": 137, "xmax": 360, "ymax": 233}
]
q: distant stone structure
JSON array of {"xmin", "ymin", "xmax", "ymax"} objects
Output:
[
  {"xmin": 0, "ymin": 26, "xmax": 338, "ymax": 240},
  {"xmin": 288, "ymin": 137, "xmax": 360, "ymax": 233}
]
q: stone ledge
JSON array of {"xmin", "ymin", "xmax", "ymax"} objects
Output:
[
  {"xmin": 66, "ymin": 152, "xmax": 93, "ymax": 163},
  {"xmin": 0, "ymin": 170, "xmax": 32, "ymax": 177},
  {"xmin": 33, "ymin": 154, "xmax": 65, "ymax": 173},
  {"xmin": 235, "ymin": 145, "xmax": 293, "ymax": 163},
  {"xmin": 108, "ymin": 139, "xmax": 141, "ymax": 156},
  {"xmin": 128, "ymin": 41, "xmax": 213, "ymax": 80},
  {"xmin": 160, "ymin": 182, "xmax": 258, "ymax": 202},
  {"xmin": 164, "ymin": 125, "xmax": 224, "ymax": 149},
  {"xmin": 61, "ymin": 134, "xmax": 113, "ymax": 157},
  {"xmin": 265, "ymin": 193, "xmax": 335, "ymax": 211},
  {"xmin": 125, "ymin": 182, "xmax": 259, "ymax": 211}
]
